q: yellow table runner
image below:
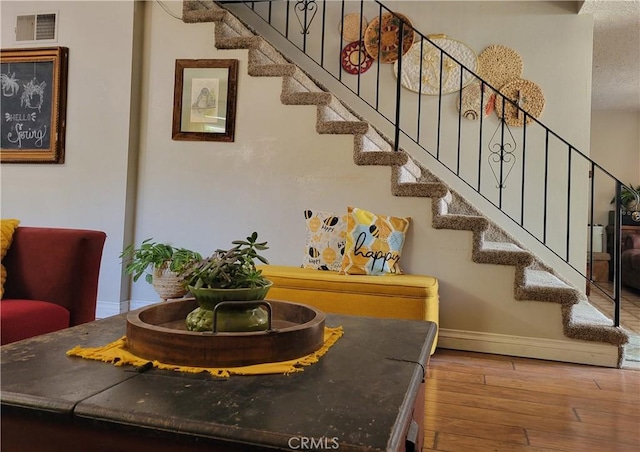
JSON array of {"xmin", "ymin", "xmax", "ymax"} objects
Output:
[{"xmin": 66, "ymin": 326, "xmax": 343, "ymax": 378}]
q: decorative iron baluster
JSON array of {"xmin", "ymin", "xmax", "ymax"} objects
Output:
[
  {"xmin": 294, "ymin": 0, "xmax": 318, "ymax": 35},
  {"xmin": 487, "ymin": 118, "xmax": 517, "ymax": 189}
]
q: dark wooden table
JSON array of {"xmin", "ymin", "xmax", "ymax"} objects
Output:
[{"xmin": 1, "ymin": 310, "xmax": 437, "ymax": 452}]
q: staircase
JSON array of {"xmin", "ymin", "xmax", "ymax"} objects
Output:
[{"xmin": 182, "ymin": 0, "xmax": 630, "ymax": 366}]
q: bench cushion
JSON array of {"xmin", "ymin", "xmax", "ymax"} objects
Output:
[{"xmin": 258, "ymin": 265, "xmax": 439, "ymax": 353}]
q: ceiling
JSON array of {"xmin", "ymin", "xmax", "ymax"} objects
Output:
[{"xmin": 580, "ymin": 0, "xmax": 640, "ymax": 111}]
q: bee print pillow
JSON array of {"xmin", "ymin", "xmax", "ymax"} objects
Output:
[
  {"xmin": 340, "ymin": 206, "xmax": 410, "ymax": 275},
  {"xmin": 302, "ymin": 210, "xmax": 347, "ymax": 271}
]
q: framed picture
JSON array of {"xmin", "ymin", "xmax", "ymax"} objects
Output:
[
  {"xmin": 1, "ymin": 47, "xmax": 68, "ymax": 163},
  {"xmin": 172, "ymin": 59, "xmax": 239, "ymax": 142}
]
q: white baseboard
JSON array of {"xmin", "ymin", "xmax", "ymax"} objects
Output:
[
  {"xmin": 95, "ymin": 299, "xmax": 129, "ymax": 319},
  {"xmin": 438, "ymin": 328, "xmax": 620, "ymax": 368},
  {"xmin": 130, "ymin": 299, "xmax": 161, "ymax": 311}
]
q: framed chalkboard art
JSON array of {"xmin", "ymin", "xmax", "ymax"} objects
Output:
[
  {"xmin": 172, "ymin": 59, "xmax": 238, "ymax": 142},
  {"xmin": 1, "ymin": 47, "xmax": 68, "ymax": 163}
]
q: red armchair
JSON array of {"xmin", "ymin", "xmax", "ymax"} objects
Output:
[{"xmin": 1, "ymin": 227, "xmax": 106, "ymax": 345}]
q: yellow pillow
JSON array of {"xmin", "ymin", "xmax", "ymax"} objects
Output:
[
  {"xmin": 1, "ymin": 219, "xmax": 20, "ymax": 298},
  {"xmin": 302, "ymin": 210, "xmax": 347, "ymax": 271},
  {"xmin": 340, "ymin": 207, "xmax": 410, "ymax": 275}
]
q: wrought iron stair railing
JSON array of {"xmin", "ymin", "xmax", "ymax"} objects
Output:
[{"xmin": 221, "ymin": 0, "xmax": 637, "ymax": 328}]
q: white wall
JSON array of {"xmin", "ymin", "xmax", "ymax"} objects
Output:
[
  {"xmin": 590, "ymin": 110, "xmax": 640, "ymax": 227},
  {"xmin": 130, "ymin": 1, "xmax": 589, "ymax": 342},
  {"xmin": 245, "ymin": 0, "xmax": 594, "ymax": 287},
  {"xmin": 1, "ymin": 0, "xmax": 138, "ymax": 312},
  {"xmin": 1, "ymin": 1, "xmax": 614, "ymax": 363}
]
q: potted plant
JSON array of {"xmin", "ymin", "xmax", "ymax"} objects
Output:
[
  {"xmin": 120, "ymin": 239, "xmax": 202, "ymax": 300},
  {"xmin": 610, "ymin": 183, "xmax": 640, "ymax": 211},
  {"xmin": 179, "ymin": 232, "xmax": 272, "ymax": 332}
]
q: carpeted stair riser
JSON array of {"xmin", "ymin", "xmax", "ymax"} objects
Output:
[{"xmin": 181, "ymin": 0, "xmax": 629, "ymax": 364}]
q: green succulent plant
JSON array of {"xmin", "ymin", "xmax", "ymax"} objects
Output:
[
  {"xmin": 181, "ymin": 232, "xmax": 270, "ymax": 290},
  {"xmin": 120, "ymin": 239, "xmax": 202, "ymax": 284}
]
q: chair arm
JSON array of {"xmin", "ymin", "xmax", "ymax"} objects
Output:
[
  {"xmin": 2, "ymin": 227, "xmax": 106, "ymax": 326},
  {"xmin": 623, "ymin": 233, "xmax": 640, "ymax": 252}
]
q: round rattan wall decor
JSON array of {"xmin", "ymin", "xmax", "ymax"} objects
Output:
[
  {"xmin": 494, "ymin": 78, "xmax": 545, "ymax": 127},
  {"xmin": 457, "ymin": 81, "xmax": 496, "ymax": 121},
  {"xmin": 340, "ymin": 13, "xmax": 368, "ymax": 42},
  {"xmin": 393, "ymin": 35, "xmax": 478, "ymax": 96},
  {"xmin": 364, "ymin": 12, "xmax": 414, "ymax": 64},
  {"xmin": 477, "ymin": 44, "xmax": 523, "ymax": 90},
  {"xmin": 341, "ymin": 41, "xmax": 374, "ymax": 75}
]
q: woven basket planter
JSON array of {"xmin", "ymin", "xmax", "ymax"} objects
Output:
[{"xmin": 152, "ymin": 265, "xmax": 188, "ymax": 300}]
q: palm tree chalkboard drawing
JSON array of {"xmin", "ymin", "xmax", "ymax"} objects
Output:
[
  {"xmin": 1, "ymin": 72, "xmax": 20, "ymax": 97},
  {"xmin": 20, "ymin": 78, "xmax": 46, "ymax": 112}
]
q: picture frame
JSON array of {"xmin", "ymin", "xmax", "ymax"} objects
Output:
[
  {"xmin": 1, "ymin": 47, "xmax": 68, "ymax": 163},
  {"xmin": 172, "ymin": 59, "xmax": 239, "ymax": 142}
]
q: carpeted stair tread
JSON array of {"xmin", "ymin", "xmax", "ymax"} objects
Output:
[
  {"xmin": 212, "ymin": 9, "xmax": 255, "ymax": 38},
  {"xmin": 354, "ymin": 149, "xmax": 407, "ymax": 166},
  {"xmin": 216, "ymin": 35, "xmax": 261, "ymax": 50},
  {"xmin": 563, "ymin": 300, "xmax": 629, "ymax": 345},
  {"xmin": 282, "ymin": 90, "xmax": 333, "ymax": 106},
  {"xmin": 317, "ymin": 119, "xmax": 369, "ymax": 135},
  {"xmin": 433, "ymin": 214, "xmax": 489, "ymax": 232},
  {"xmin": 400, "ymin": 157, "xmax": 424, "ymax": 181},
  {"xmin": 446, "ymin": 193, "xmax": 482, "ymax": 217},
  {"xmin": 357, "ymin": 134, "xmax": 392, "ymax": 154},
  {"xmin": 324, "ymin": 97, "xmax": 360, "ymax": 122},
  {"xmin": 281, "ymin": 72, "xmax": 325, "ymax": 94},
  {"xmin": 481, "ymin": 241, "xmax": 526, "ymax": 253},
  {"xmin": 249, "ymin": 63, "xmax": 296, "ymax": 77},
  {"xmin": 524, "ymin": 269, "xmax": 573, "ymax": 290},
  {"xmin": 183, "ymin": 1, "xmax": 226, "ymax": 23},
  {"xmin": 392, "ymin": 181, "xmax": 448, "ymax": 198},
  {"xmin": 473, "ymin": 245, "xmax": 533, "ymax": 267},
  {"xmin": 248, "ymin": 45, "xmax": 289, "ymax": 67}
]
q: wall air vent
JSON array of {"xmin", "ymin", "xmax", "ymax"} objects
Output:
[{"xmin": 15, "ymin": 12, "xmax": 57, "ymax": 42}]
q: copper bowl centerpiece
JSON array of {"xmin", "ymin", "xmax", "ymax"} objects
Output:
[{"xmin": 126, "ymin": 298, "xmax": 326, "ymax": 368}]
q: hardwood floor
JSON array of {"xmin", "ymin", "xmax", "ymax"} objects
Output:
[{"xmin": 423, "ymin": 349, "xmax": 640, "ymax": 452}]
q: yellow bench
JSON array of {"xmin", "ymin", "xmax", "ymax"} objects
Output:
[{"xmin": 257, "ymin": 265, "xmax": 439, "ymax": 354}]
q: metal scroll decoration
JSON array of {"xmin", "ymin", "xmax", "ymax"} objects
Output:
[
  {"xmin": 294, "ymin": 0, "xmax": 318, "ymax": 35},
  {"xmin": 488, "ymin": 119, "xmax": 517, "ymax": 189},
  {"xmin": 393, "ymin": 35, "xmax": 478, "ymax": 96}
]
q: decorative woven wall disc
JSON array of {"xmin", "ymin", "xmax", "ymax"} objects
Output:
[
  {"xmin": 341, "ymin": 41, "xmax": 374, "ymax": 75},
  {"xmin": 393, "ymin": 35, "xmax": 478, "ymax": 95},
  {"xmin": 340, "ymin": 13, "xmax": 368, "ymax": 42},
  {"xmin": 477, "ymin": 44, "xmax": 523, "ymax": 90},
  {"xmin": 457, "ymin": 81, "xmax": 496, "ymax": 121},
  {"xmin": 364, "ymin": 12, "xmax": 414, "ymax": 64},
  {"xmin": 494, "ymin": 78, "xmax": 545, "ymax": 127}
]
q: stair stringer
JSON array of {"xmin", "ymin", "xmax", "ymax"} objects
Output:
[{"xmin": 182, "ymin": 0, "xmax": 629, "ymax": 366}]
